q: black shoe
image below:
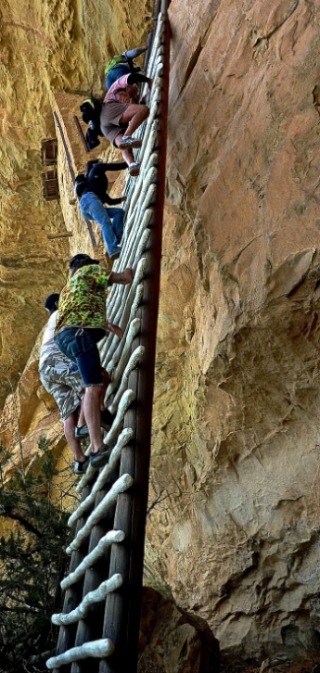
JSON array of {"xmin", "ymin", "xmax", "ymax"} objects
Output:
[
  {"xmin": 74, "ymin": 458, "xmax": 89, "ymax": 474},
  {"xmin": 101, "ymin": 408, "xmax": 115, "ymax": 430},
  {"xmin": 90, "ymin": 446, "xmax": 112, "ymax": 468},
  {"xmin": 75, "ymin": 424, "xmax": 89, "ymax": 440},
  {"xmin": 109, "ymin": 246, "xmax": 121, "ymax": 261}
]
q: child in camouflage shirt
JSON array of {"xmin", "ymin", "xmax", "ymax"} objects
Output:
[{"xmin": 55, "ymin": 254, "xmax": 133, "ymax": 468}]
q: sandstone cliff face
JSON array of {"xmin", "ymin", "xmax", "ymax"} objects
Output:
[
  {"xmin": 139, "ymin": 587, "xmax": 219, "ymax": 673},
  {"xmin": 1, "ymin": 0, "xmax": 320, "ymax": 669},
  {"xmin": 0, "ymin": 0, "xmax": 149, "ymax": 406},
  {"xmin": 147, "ymin": 0, "xmax": 320, "ymax": 664}
]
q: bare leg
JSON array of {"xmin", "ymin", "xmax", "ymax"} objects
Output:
[
  {"xmin": 119, "ymin": 104, "xmax": 149, "ymax": 137},
  {"xmin": 115, "ymin": 143, "xmax": 135, "ymax": 166},
  {"xmin": 64, "ymin": 412, "xmax": 87, "ymax": 461},
  {"xmin": 83, "ymin": 386, "xmax": 104, "ymax": 452},
  {"xmin": 78, "ymin": 398, "xmax": 86, "ymax": 426},
  {"xmin": 115, "ymin": 104, "xmax": 149, "ymax": 167},
  {"xmin": 99, "ymin": 368, "xmax": 110, "ymax": 411}
]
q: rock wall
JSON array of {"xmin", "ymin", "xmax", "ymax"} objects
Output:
[
  {"xmin": 146, "ymin": 0, "xmax": 320, "ymax": 665},
  {"xmin": 1, "ymin": 0, "xmax": 320, "ymax": 669},
  {"xmin": 139, "ymin": 587, "xmax": 219, "ymax": 673},
  {"xmin": 0, "ymin": 0, "xmax": 149, "ymax": 406}
]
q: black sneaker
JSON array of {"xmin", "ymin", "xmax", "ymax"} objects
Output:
[
  {"xmin": 101, "ymin": 408, "xmax": 115, "ymax": 430},
  {"xmin": 90, "ymin": 446, "xmax": 112, "ymax": 468},
  {"xmin": 75, "ymin": 424, "xmax": 89, "ymax": 440},
  {"xmin": 109, "ymin": 246, "xmax": 121, "ymax": 261},
  {"xmin": 74, "ymin": 458, "xmax": 89, "ymax": 474}
]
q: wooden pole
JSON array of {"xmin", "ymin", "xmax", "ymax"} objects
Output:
[
  {"xmin": 52, "ymin": 484, "xmax": 92, "ymax": 673},
  {"xmin": 53, "ymin": 111, "xmax": 97, "ymax": 248},
  {"xmin": 47, "ymin": 232, "xmax": 73, "ymax": 240},
  {"xmin": 73, "ymin": 115, "xmax": 90, "ymax": 153}
]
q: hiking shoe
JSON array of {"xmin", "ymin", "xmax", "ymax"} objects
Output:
[
  {"xmin": 90, "ymin": 445, "xmax": 112, "ymax": 469},
  {"xmin": 128, "ymin": 162, "xmax": 140, "ymax": 177},
  {"xmin": 75, "ymin": 412, "xmax": 113, "ymax": 440},
  {"xmin": 74, "ymin": 458, "xmax": 89, "ymax": 475},
  {"xmin": 109, "ymin": 246, "xmax": 121, "ymax": 261},
  {"xmin": 118, "ymin": 136, "xmax": 142, "ymax": 149},
  {"xmin": 101, "ymin": 408, "xmax": 115, "ymax": 430},
  {"xmin": 75, "ymin": 424, "xmax": 89, "ymax": 440}
]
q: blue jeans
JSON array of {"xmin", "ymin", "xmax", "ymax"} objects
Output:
[
  {"xmin": 80, "ymin": 193, "xmax": 124, "ymax": 255},
  {"xmin": 106, "ymin": 65, "xmax": 130, "ymax": 89},
  {"xmin": 105, "ymin": 207, "xmax": 124, "ymax": 241},
  {"xmin": 55, "ymin": 327, "xmax": 105, "ymax": 387}
]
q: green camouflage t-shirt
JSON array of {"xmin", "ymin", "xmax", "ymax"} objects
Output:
[{"xmin": 55, "ymin": 264, "xmax": 110, "ymax": 334}]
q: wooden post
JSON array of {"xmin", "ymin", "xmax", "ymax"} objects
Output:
[
  {"xmin": 52, "ymin": 484, "xmax": 92, "ymax": 673},
  {"xmin": 53, "ymin": 111, "xmax": 97, "ymax": 248},
  {"xmin": 47, "ymin": 232, "xmax": 73, "ymax": 240},
  {"xmin": 73, "ymin": 115, "xmax": 90, "ymax": 153}
]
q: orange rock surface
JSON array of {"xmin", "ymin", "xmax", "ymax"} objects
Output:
[{"xmin": 1, "ymin": 0, "xmax": 320, "ymax": 668}]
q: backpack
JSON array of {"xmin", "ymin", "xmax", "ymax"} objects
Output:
[
  {"xmin": 104, "ymin": 55, "xmax": 128, "ymax": 76},
  {"xmin": 74, "ymin": 174, "xmax": 88, "ymax": 198},
  {"xmin": 80, "ymin": 98, "xmax": 102, "ymax": 126},
  {"xmin": 79, "ymin": 98, "xmax": 103, "ymax": 148},
  {"xmin": 104, "ymin": 54, "xmax": 143, "ymax": 77},
  {"xmin": 85, "ymin": 127, "xmax": 101, "ymax": 150}
]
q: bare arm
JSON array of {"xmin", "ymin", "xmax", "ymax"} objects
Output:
[
  {"xmin": 99, "ymin": 161, "xmax": 128, "ymax": 172},
  {"xmin": 127, "ymin": 73, "xmax": 151, "ymax": 86},
  {"xmin": 109, "ymin": 268, "xmax": 134, "ymax": 286},
  {"xmin": 123, "ymin": 47, "xmax": 147, "ymax": 60},
  {"xmin": 106, "ymin": 322, "xmax": 123, "ymax": 339},
  {"xmin": 104, "ymin": 194, "xmax": 126, "ymax": 205}
]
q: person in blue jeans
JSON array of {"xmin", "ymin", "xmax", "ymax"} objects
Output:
[
  {"xmin": 75, "ymin": 160, "xmax": 127, "ymax": 260},
  {"xmin": 54, "ymin": 254, "xmax": 133, "ymax": 468},
  {"xmin": 105, "ymin": 47, "xmax": 148, "ymax": 89},
  {"xmin": 79, "ymin": 192, "xmax": 124, "ymax": 260}
]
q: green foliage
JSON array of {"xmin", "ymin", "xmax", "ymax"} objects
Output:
[{"xmin": 0, "ymin": 440, "xmax": 69, "ymax": 673}]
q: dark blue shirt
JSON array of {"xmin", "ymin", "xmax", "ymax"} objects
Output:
[{"xmin": 83, "ymin": 162, "xmax": 127, "ymax": 204}]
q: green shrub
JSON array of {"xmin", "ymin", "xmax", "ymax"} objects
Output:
[{"xmin": 0, "ymin": 440, "xmax": 69, "ymax": 673}]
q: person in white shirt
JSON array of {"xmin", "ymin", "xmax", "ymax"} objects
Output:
[{"xmin": 39, "ymin": 293, "xmax": 89, "ymax": 474}]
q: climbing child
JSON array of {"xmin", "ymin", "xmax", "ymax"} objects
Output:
[
  {"xmin": 74, "ymin": 160, "xmax": 127, "ymax": 260},
  {"xmin": 105, "ymin": 46, "xmax": 149, "ymax": 89},
  {"xmin": 54, "ymin": 254, "xmax": 134, "ymax": 468},
  {"xmin": 39, "ymin": 294, "xmax": 115, "ymax": 473},
  {"xmin": 100, "ymin": 71, "xmax": 151, "ymax": 177}
]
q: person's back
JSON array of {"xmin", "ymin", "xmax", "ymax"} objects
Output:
[
  {"xmin": 83, "ymin": 160, "xmax": 127, "ymax": 204},
  {"xmin": 56, "ymin": 263, "xmax": 110, "ymax": 337},
  {"xmin": 106, "ymin": 63, "xmax": 131, "ymax": 90},
  {"xmin": 54, "ymin": 254, "xmax": 134, "ymax": 468},
  {"xmin": 105, "ymin": 47, "xmax": 146, "ymax": 90}
]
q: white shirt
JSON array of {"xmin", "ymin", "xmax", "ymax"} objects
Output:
[{"xmin": 39, "ymin": 311, "xmax": 60, "ymax": 369}]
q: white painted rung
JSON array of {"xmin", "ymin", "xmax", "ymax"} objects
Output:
[
  {"xmin": 52, "ymin": 574, "xmax": 123, "ymax": 625},
  {"xmin": 46, "ymin": 638, "xmax": 115, "ymax": 668},
  {"xmin": 61, "ymin": 532, "xmax": 125, "ymax": 589},
  {"xmin": 67, "ymin": 473, "xmax": 133, "ymax": 553}
]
